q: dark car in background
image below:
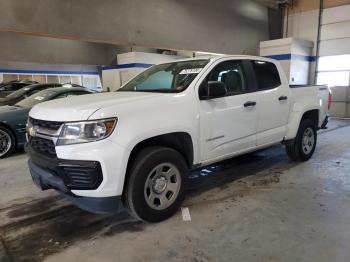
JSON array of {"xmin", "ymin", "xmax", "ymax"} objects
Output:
[
  {"xmin": 0, "ymin": 83, "xmax": 82, "ymax": 107},
  {"xmin": 0, "ymin": 87, "xmax": 93, "ymax": 158},
  {"xmin": 0, "ymin": 80, "xmax": 38, "ymax": 97}
]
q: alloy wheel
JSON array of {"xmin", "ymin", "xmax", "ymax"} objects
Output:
[{"xmin": 0, "ymin": 129, "xmax": 12, "ymax": 157}]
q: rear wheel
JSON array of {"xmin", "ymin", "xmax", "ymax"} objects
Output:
[
  {"xmin": 0, "ymin": 126, "xmax": 15, "ymax": 158},
  {"xmin": 286, "ymin": 119, "xmax": 317, "ymax": 161},
  {"xmin": 125, "ymin": 146, "xmax": 188, "ymax": 222}
]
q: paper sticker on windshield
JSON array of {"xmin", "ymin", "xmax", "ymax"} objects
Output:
[
  {"xmin": 179, "ymin": 68, "xmax": 202, "ymax": 75},
  {"xmin": 34, "ymin": 96, "xmax": 44, "ymax": 101},
  {"xmin": 24, "ymin": 88, "xmax": 30, "ymax": 91}
]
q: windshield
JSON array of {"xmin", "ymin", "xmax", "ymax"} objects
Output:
[
  {"xmin": 118, "ymin": 59, "xmax": 209, "ymax": 93},
  {"xmin": 16, "ymin": 89, "xmax": 57, "ymax": 108}
]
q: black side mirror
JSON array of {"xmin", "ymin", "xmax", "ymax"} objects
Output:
[{"xmin": 200, "ymin": 81, "xmax": 227, "ymax": 100}]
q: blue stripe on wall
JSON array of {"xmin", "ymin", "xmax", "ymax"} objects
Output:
[
  {"xmin": 265, "ymin": 54, "xmax": 316, "ymax": 62},
  {"xmin": 266, "ymin": 54, "xmax": 291, "ymax": 60},
  {"xmin": 102, "ymin": 63, "xmax": 154, "ymax": 70},
  {"xmin": 0, "ymin": 69, "xmax": 99, "ymax": 75}
]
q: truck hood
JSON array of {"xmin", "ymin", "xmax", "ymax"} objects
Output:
[{"xmin": 29, "ymin": 91, "xmax": 163, "ymax": 121}]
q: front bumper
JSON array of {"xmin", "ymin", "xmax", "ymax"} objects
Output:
[
  {"xmin": 28, "ymin": 159, "xmax": 122, "ymax": 214},
  {"xmin": 26, "ymin": 136, "xmax": 129, "ymax": 198},
  {"xmin": 27, "ymin": 150, "xmax": 122, "ymax": 214},
  {"xmin": 27, "ymin": 146, "xmax": 103, "ymax": 190}
]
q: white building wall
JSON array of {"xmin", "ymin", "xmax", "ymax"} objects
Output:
[
  {"xmin": 260, "ymin": 38, "xmax": 313, "ymax": 85},
  {"xmin": 283, "ymin": 9, "xmax": 319, "ymax": 83},
  {"xmin": 284, "ymin": 9, "xmax": 319, "ymax": 51},
  {"xmin": 284, "ymin": 3, "xmax": 350, "ymax": 117}
]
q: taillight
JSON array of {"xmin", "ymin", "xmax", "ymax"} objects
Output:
[{"xmin": 328, "ymin": 92, "xmax": 332, "ymax": 110}]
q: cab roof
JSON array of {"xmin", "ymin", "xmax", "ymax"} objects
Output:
[{"xmin": 163, "ymin": 54, "xmax": 276, "ymax": 64}]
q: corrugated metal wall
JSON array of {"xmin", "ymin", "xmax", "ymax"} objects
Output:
[
  {"xmin": 284, "ymin": 1, "xmax": 350, "ymax": 117},
  {"xmin": 320, "ymin": 5, "xmax": 350, "ymax": 56}
]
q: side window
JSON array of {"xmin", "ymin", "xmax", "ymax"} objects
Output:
[
  {"xmin": 252, "ymin": 60, "xmax": 281, "ymax": 90},
  {"xmin": 200, "ymin": 60, "xmax": 247, "ymax": 97}
]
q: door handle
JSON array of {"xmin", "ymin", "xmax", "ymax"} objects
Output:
[
  {"xmin": 244, "ymin": 101, "xmax": 256, "ymax": 107},
  {"xmin": 279, "ymin": 95, "xmax": 288, "ymax": 101}
]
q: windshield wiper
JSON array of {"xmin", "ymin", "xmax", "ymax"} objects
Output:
[{"xmin": 136, "ymin": 89, "xmax": 179, "ymax": 93}]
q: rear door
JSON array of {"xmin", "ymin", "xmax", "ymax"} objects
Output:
[
  {"xmin": 198, "ymin": 59, "xmax": 258, "ymax": 162},
  {"xmin": 249, "ymin": 60, "xmax": 291, "ymax": 146}
]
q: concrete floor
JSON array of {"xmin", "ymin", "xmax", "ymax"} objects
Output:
[{"xmin": 1, "ymin": 119, "xmax": 350, "ymax": 262}]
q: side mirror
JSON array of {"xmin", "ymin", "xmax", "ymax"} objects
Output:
[{"xmin": 200, "ymin": 81, "xmax": 227, "ymax": 100}]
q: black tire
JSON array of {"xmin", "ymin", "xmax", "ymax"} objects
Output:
[
  {"xmin": 125, "ymin": 146, "xmax": 188, "ymax": 222},
  {"xmin": 285, "ymin": 119, "xmax": 317, "ymax": 162},
  {"xmin": 0, "ymin": 126, "xmax": 15, "ymax": 159}
]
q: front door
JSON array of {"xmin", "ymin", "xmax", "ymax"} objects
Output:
[{"xmin": 198, "ymin": 59, "xmax": 258, "ymax": 162}]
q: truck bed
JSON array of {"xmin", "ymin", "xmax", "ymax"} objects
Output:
[{"xmin": 289, "ymin": 84, "xmax": 330, "ymax": 128}]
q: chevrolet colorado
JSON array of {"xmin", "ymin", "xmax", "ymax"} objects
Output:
[{"xmin": 26, "ymin": 56, "xmax": 330, "ymax": 222}]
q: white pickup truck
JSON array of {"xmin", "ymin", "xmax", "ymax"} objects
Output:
[{"xmin": 26, "ymin": 56, "xmax": 330, "ymax": 222}]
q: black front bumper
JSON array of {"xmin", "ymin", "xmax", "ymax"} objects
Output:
[{"xmin": 27, "ymin": 147, "xmax": 122, "ymax": 214}]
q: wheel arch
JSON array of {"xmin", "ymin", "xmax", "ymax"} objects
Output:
[
  {"xmin": 300, "ymin": 109, "xmax": 319, "ymax": 127},
  {"xmin": 121, "ymin": 132, "xmax": 194, "ymax": 196},
  {"xmin": 285, "ymin": 108, "xmax": 319, "ymax": 141},
  {"xmin": 127, "ymin": 132, "xmax": 194, "ymax": 168}
]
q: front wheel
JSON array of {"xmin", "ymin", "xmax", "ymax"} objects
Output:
[
  {"xmin": 0, "ymin": 126, "xmax": 15, "ymax": 159},
  {"xmin": 286, "ymin": 119, "xmax": 317, "ymax": 161},
  {"xmin": 124, "ymin": 146, "xmax": 188, "ymax": 222}
]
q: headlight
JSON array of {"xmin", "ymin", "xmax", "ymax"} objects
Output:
[
  {"xmin": 57, "ymin": 118, "xmax": 117, "ymax": 145},
  {"xmin": 26, "ymin": 118, "xmax": 33, "ymax": 142}
]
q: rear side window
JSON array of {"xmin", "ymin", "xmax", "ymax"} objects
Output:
[{"xmin": 252, "ymin": 60, "xmax": 281, "ymax": 90}]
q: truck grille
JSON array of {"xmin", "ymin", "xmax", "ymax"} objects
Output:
[
  {"xmin": 29, "ymin": 137, "xmax": 57, "ymax": 158},
  {"xmin": 29, "ymin": 117, "xmax": 63, "ymax": 131}
]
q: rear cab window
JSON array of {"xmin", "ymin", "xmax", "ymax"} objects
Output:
[{"xmin": 251, "ymin": 60, "xmax": 281, "ymax": 90}]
